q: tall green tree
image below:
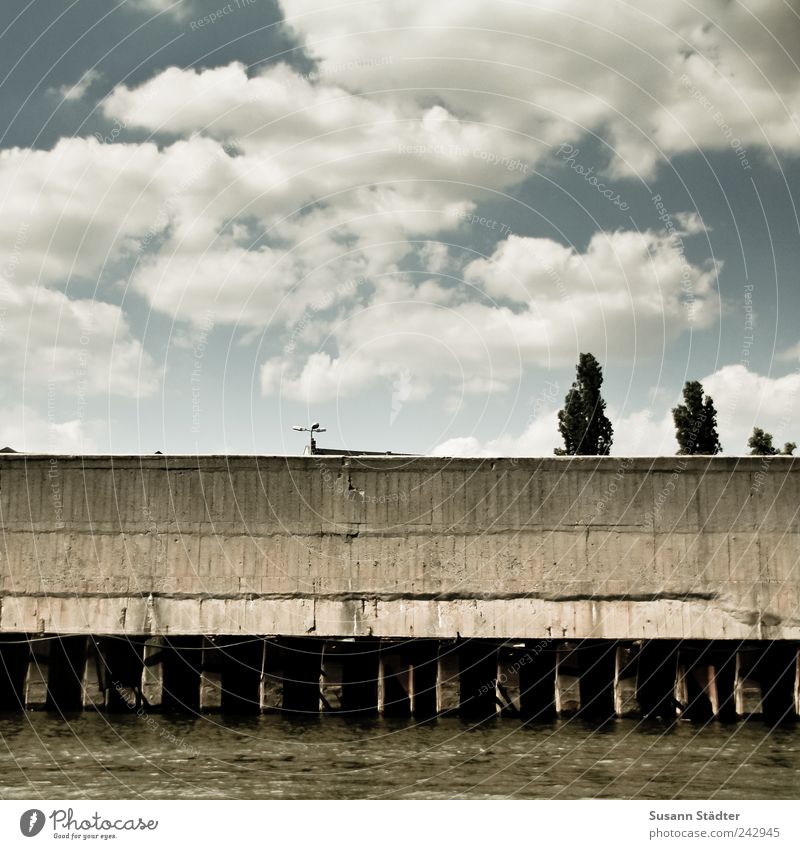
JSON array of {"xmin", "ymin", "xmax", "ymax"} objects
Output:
[
  {"xmin": 672, "ymin": 380, "xmax": 722, "ymax": 454},
  {"xmin": 748, "ymin": 427, "xmax": 777, "ymax": 455},
  {"xmin": 555, "ymin": 353, "xmax": 613, "ymax": 455},
  {"xmin": 746, "ymin": 427, "xmax": 796, "ymax": 456}
]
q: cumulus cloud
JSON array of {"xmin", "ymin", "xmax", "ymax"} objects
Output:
[
  {"xmin": 0, "ymin": 404, "xmax": 98, "ymax": 453},
  {"xmin": 281, "ymin": 0, "xmax": 800, "ymax": 176},
  {"xmin": 704, "ymin": 364, "xmax": 800, "ymax": 454},
  {"xmin": 125, "ymin": 0, "xmax": 191, "ymax": 19},
  {"xmin": 51, "ymin": 69, "xmax": 101, "ymax": 103},
  {"xmin": 257, "ymin": 227, "xmax": 719, "ymax": 403},
  {"xmin": 0, "ymin": 287, "xmax": 160, "ymax": 398},
  {"xmin": 4, "ymin": 0, "xmax": 793, "ymax": 434}
]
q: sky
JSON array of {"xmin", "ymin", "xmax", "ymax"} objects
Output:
[{"xmin": 0, "ymin": 0, "xmax": 799, "ymax": 456}]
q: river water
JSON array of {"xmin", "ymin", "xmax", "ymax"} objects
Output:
[{"xmin": 0, "ymin": 714, "xmax": 797, "ymax": 799}]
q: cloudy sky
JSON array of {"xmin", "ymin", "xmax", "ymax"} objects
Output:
[{"xmin": 1, "ymin": 0, "xmax": 799, "ymax": 456}]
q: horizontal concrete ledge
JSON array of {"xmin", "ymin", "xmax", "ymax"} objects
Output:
[
  {"xmin": 2, "ymin": 453, "xmax": 797, "ymax": 472},
  {"xmin": 1, "ymin": 596, "xmax": 795, "ymax": 640}
]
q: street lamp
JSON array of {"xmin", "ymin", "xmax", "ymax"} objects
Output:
[{"xmin": 292, "ymin": 422, "xmax": 327, "ymax": 454}]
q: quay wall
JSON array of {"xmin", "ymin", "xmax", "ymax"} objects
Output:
[{"xmin": 0, "ymin": 454, "xmax": 797, "ymax": 640}]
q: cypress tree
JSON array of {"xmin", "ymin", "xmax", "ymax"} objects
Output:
[
  {"xmin": 672, "ymin": 380, "xmax": 722, "ymax": 454},
  {"xmin": 555, "ymin": 353, "xmax": 613, "ymax": 455}
]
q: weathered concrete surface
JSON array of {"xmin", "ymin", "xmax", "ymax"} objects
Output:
[{"xmin": 0, "ymin": 454, "xmax": 797, "ymax": 639}]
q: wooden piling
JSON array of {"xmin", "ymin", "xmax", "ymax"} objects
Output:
[
  {"xmin": 280, "ymin": 638, "xmax": 323, "ymax": 715},
  {"xmin": 636, "ymin": 640, "xmax": 680, "ymax": 719},
  {"xmin": 408, "ymin": 640, "xmax": 438, "ymax": 719},
  {"xmin": 377, "ymin": 644, "xmax": 412, "ymax": 717},
  {"xmin": 436, "ymin": 643, "xmax": 460, "ymax": 716},
  {"xmin": 82, "ymin": 638, "xmax": 106, "ymax": 710},
  {"xmin": 220, "ymin": 638, "xmax": 262, "ymax": 713},
  {"xmin": 320, "ymin": 642, "xmax": 344, "ymax": 711},
  {"xmin": 24, "ymin": 637, "xmax": 50, "ymax": 710},
  {"xmin": 752, "ymin": 642, "xmax": 798, "ymax": 724},
  {"xmin": 519, "ymin": 643, "xmax": 557, "ymax": 720},
  {"xmin": 0, "ymin": 636, "xmax": 29, "ymax": 711},
  {"xmin": 340, "ymin": 640, "xmax": 380, "ymax": 716},
  {"xmin": 45, "ymin": 636, "xmax": 86, "ymax": 712},
  {"xmin": 141, "ymin": 637, "xmax": 165, "ymax": 710},
  {"xmin": 614, "ymin": 644, "xmax": 639, "ymax": 717},
  {"xmin": 459, "ymin": 641, "xmax": 498, "ymax": 720},
  {"xmin": 199, "ymin": 637, "xmax": 223, "ymax": 711},
  {"xmin": 577, "ymin": 640, "xmax": 617, "ymax": 720},
  {"xmin": 555, "ymin": 643, "xmax": 581, "ymax": 716},
  {"xmin": 161, "ymin": 637, "xmax": 201, "ymax": 713}
]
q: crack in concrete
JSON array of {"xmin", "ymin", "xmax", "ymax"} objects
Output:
[{"xmin": 0, "ymin": 589, "xmax": 718, "ymax": 603}]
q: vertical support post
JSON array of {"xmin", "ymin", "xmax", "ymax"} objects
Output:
[
  {"xmin": 578, "ymin": 640, "xmax": 617, "ymax": 720},
  {"xmin": 82, "ymin": 637, "xmax": 105, "ymax": 710},
  {"xmin": 673, "ymin": 660, "xmax": 688, "ymax": 714},
  {"xmin": 752, "ymin": 642, "xmax": 798, "ymax": 724},
  {"xmin": 341, "ymin": 641, "xmax": 380, "ymax": 716},
  {"xmin": 678, "ymin": 643, "xmax": 714, "ymax": 723},
  {"xmin": 221, "ymin": 638, "xmax": 264, "ymax": 713},
  {"xmin": 377, "ymin": 643, "xmax": 412, "ymax": 717},
  {"xmin": 100, "ymin": 637, "xmax": 144, "ymax": 712},
  {"xmin": 459, "ymin": 640, "xmax": 498, "ymax": 720},
  {"xmin": 637, "ymin": 640, "xmax": 680, "ymax": 719},
  {"xmin": 734, "ymin": 649, "xmax": 762, "ymax": 717},
  {"xmin": 409, "ymin": 640, "xmax": 438, "ymax": 719},
  {"xmin": 436, "ymin": 643, "xmax": 460, "ymax": 716},
  {"xmin": 281, "ymin": 638, "xmax": 323, "ymax": 715},
  {"xmin": 711, "ymin": 643, "xmax": 738, "ymax": 722},
  {"xmin": 614, "ymin": 643, "xmax": 639, "ymax": 717},
  {"xmin": 519, "ymin": 642, "xmax": 557, "ymax": 720},
  {"xmin": 24, "ymin": 637, "xmax": 50, "ymax": 709},
  {"xmin": 162, "ymin": 637, "xmax": 201, "ymax": 713},
  {"xmin": 199, "ymin": 637, "xmax": 222, "ymax": 712},
  {"xmin": 46, "ymin": 636, "xmax": 86, "ymax": 712},
  {"xmin": 0, "ymin": 636, "xmax": 28, "ymax": 711},
  {"xmin": 496, "ymin": 644, "xmax": 523, "ymax": 717},
  {"xmin": 320, "ymin": 642, "xmax": 343, "ymax": 712},
  {"xmin": 141, "ymin": 637, "xmax": 165, "ymax": 710},
  {"xmin": 555, "ymin": 643, "xmax": 580, "ymax": 715},
  {"xmin": 260, "ymin": 639, "xmax": 283, "ymax": 712}
]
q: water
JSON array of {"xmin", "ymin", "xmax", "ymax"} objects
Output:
[{"xmin": 0, "ymin": 714, "xmax": 797, "ymax": 799}]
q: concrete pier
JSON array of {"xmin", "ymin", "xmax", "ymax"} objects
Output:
[{"xmin": 0, "ymin": 454, "xmax": 796, "ymax": 721}]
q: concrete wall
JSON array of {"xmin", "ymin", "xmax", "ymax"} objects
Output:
[{"xmin": 0, "ymin": 454, "xmax": 797, "ymax": 639}]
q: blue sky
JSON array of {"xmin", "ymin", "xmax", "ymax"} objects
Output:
[{"xmin": 0, "ymin": 0, "xmax": 798, "ymax": 456}]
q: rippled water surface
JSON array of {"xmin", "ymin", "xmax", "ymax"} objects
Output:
[{"xmin": 0, "ymin": 714, "xmax": 797, "ymax": 799}]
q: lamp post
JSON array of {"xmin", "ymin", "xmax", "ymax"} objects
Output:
[{"xmin": 292, "ymin": 422, "xmax": 327, "ymax": 455}]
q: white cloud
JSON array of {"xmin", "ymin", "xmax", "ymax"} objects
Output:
[
  {"xmin": 52, "ymin": 69, "xmax": 101, "ymax": 103},
  {"xmin": 673, "ymin": 212, "xmax": 709, "ymax": 236},
  {"xmin": 0, "ymin": 138, "xmax": 171, "ymax": 286},
  {"xmin": 258, "ymin": 228, "xmax": 718, "ymax": 403},
  {"xmin": 8, "ymin": 1, "xmax": 790, "ymax": 428},
  {"xmin": 703, "ymin": 364, "xmax": 800, "ymax": 454},
  {"xmin": 0, "ymin": 404, "xmax": 98, "ymax": 453},
  {"xmin": 280, "ymin": 0, "xmax": 800, "ymax": 177},
  {"xmin": 0, "ymin": 287, "xmax": 160, "ymax": 398},
  {"xmin": 431, "ymin": 402, "xmax": 677, "ymax": 457},
  {"xmin": 126, "ymin": 0, "xmax": 191, "ymax": 19},
  {"xmin": 777, "ymin": 340, "xmax": 800, "ymax": 362}
]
